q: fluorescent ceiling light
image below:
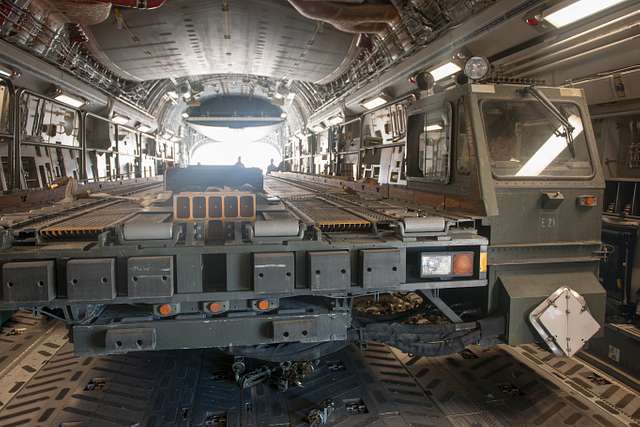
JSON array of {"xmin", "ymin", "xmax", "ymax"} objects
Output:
[
  {"xmin": 429, "ymin": 62, "xmax": 462, "ymax": 81},
  {"xmin": 543, "ymin": 0, "xmax": 628, "ymax": 28},
  {"xmin": 136, "ymin": 124, "xmax": 152, "ymax": 133},
  {"xmin": 327, "ymin": 115, "xmax": 345, "ymax": 126},
  {"xmin": 111, "ymin": 114, "xmax": 130, "ymax": 125},
  {"xmin": 515, "ymin": 115, "xmax": 584, "ymax": 177},
  {"xmin": 425, "ymin": 124, "xmax": 443, "ymax": 131},
  {"xmin": 54, "ymin": 92, "xmax": 85, "ymax": 108},
  {"xmin": 310, "ymin": 124, "xmax": 325, "ymax": 133},
  {"xmin": 170, "ymin": 136, "xmax": 182, "ymax": 142},
  {"xmin": 360, "ymin": 95, "xmax": 388, "ymax": 110}
]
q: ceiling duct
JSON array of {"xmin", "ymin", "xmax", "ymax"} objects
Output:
[
  {"xmin": 287, "ymin": 0, "xmax": 400, "ymax": 34},
  {"xmin": 49, "ymin": 0, "xmax": 167, "ymax": 26},
  {"xmin": 69, "ymin": 0, "xmax": 166, "ymax": 10}
]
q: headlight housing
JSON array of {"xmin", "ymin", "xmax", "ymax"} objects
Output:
[
  {"xmin": 464, "ymin": 56, "xmax": 490, "ymax": 81},
  {"xmin": 420, "ymin": 252, "xmax": 474, "ymax": 278},
  {"xmin": 421, "ymin": 254, "xmax": 452, "ymax": 277}
]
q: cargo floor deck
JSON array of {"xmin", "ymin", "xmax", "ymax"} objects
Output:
[{"xmin": 0, "ymin": 312, "xmax": 639, "ymax": 426}]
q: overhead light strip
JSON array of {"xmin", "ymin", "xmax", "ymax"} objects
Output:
[
  {"xmin": 360, "ymin": 95, "xmax": 389, "ymax": 110},
  {"xmin": 542, "ymin": 0, "xmax": 629, "ymax": 28},
  {"xmin": 429, "ymin": 62, "xmax": 462, "ymax": 81},
  {"xmin": 111, "ymin": 114, "xmax": 130, "ymax": 125},
  {"xmin": 53, "ymin": 92, "xmax": 85, "ymax": 108}
]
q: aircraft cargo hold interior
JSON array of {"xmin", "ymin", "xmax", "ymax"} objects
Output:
[{"xmin": 0, "ymin": 0, "xmax": 639, "ymax": 426}]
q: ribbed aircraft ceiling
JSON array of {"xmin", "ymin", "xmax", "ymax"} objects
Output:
[{"xmin": 87, "ymin": 0, "xmax": 357, "ymax": 82}]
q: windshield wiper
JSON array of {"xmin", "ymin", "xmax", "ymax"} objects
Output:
[{"xmin": 524, "ymin": 86, "xmax": 576, "ymax": 157}]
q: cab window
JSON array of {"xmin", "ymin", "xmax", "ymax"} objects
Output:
[
  {"xmin": 408, "ymin": 102, "xmax": 453, "ymax": 183},
  {"xmin": 483, "ymin": 100, "xmax": 592, "ymax": 178},
  {"xmin": 456, "ymin": 100, "xmax": 473, "ymax": 176}
]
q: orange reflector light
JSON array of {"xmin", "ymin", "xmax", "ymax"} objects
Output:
[
  {"xmin": 158, "ymin": 304, "xmax": 172, "ymax": 316},
  {"xmin": 452, "ymin": 252, "xmax": 474, "ymax": 276},
  {"xmin": 577, "ymin": 195, "xmax": 597, "ymax": 207},
  {"xmin": 208, "ymin": 302, "xmax": 222, "ymax": 313},
  {"xmin": 479, "ymin": 251, "xmax": 488, "ymax": 273},
  {"xmin": 257, "ymin": 299, "xmax": 270, "ymax": 311}
]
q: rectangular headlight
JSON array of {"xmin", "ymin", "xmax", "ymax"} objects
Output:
[{"xmin": 420, "ymin": 254, "xmax": 452, "ymax": 277}]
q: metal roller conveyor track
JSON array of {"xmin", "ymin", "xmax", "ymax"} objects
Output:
[
  {"xmin": 39, "ymin": 202, "xmax": 142, "ymax": 239},
  {"xmin": 265, "ymin": 176, "xmax": 405, "ymax": 232}
]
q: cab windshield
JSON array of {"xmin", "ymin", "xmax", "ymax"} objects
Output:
[{"xmin": 482, "ymin": 100, "xmax": 592, "ymax": 178}]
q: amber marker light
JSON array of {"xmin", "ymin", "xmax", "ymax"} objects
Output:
[
  {"xmin": 577, "ymin": 195, "xmax": 598, "ymax": 207},
  {"xmin": 452, "ymin": 252, "xmax": 474, "ymax": 276},
  {"xmin": 158, "ymin": 304, "xmax": 172, "ymax": 316},
  {"xmin": 479, "ymin": 251, "xmax": 488, "ymax": 274},
  {"xmin": 209, "ymin": 302, "xmax": 223, "ymax": 313}
]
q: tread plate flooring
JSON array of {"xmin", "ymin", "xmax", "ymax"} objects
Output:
[{"xmin": 0, "ymin": 312, "xmax": 639, "ymax": 426}]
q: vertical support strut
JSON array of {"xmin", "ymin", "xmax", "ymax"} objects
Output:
[{"xmin": 420, "ymin": 289, "xmax": 462, "ymax": 323}]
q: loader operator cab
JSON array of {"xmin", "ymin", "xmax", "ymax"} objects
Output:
[{"xmin": 406, "ymin": 82, "xmax": 605, "ymax": 348}]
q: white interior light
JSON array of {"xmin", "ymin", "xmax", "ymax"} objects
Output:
[
  {"xmin": 54, "ymin": 92, "xmax": 85, "ymax": 108},
  {"xmin": 166, "ymin": 90, "xmax": 178, "ymax": 99},
  {"xmin": 170, "ymin": 136, "xmax": 181, "ymax": 142},
  {"xmin": 429, "ymin": 62, "xmax": 462, "ymax": 81},
  {"xmin": 111, "ymin": 114, "xmax": 130, "ymax": 125},
  {"xmin": 515, "ymin": 115, "xmax": 584, "ymax": 177},
  {"xmin": 543, "ymin": 0, "xmax": 628, "ymax": 28},
  {"xmin": 426, "ymin": 124, "xmax": 443, "ymax": 132},
  {"xmin": 327, "ymin": 115, "xmax": 345, "ymax": 126},
  {"xmin": 310, "ymin": 124, "xmax": 325, "ymax": 133},
  {"xmin": 136, "ymin": 124, "xmax": 152, "ymax": 133},
  {"xmin": 286, "ymin": 93, "xmax": 296, "ymax": 101},
  {"xmin": 280, "ymin": 112, "xmax": 288, "ymax": 119},
  {"xmin": 182, "ymin": 112, "xmax": 190, "ymax": 119},
  {"xmin": 361, "ymin": 95, "xmax": 388, "ymax": 110}
]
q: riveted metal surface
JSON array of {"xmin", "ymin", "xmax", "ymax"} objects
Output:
[
  {"xmin": 308, "ymin": 251, "xmax": 351, "ymax": 291},
  {"xmin": 253, "ymin": 252, "xmax": 295, "ymax": 293},
  {"xmin": 127, "ymin": 256, "xmax": 174, "ymax": 298},
  {"xmin": 2, "ymin": 261, "xmax": 56, "ymax": 303},
  {"xmin": 66, "ymin": 258, "xmax": 116, "ymax": 302},
  {"xmin": 361, "ymin": 248, "xmax": 406, "ymax": 288}
]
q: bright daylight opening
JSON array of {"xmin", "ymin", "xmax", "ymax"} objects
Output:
[
  {"xmin": 188, "ymin": 124, "xmax": 283, "ymax": 172},
  {"xmin": 191, "ymin": 140, "xmax": 282, "ymax": 173}
]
